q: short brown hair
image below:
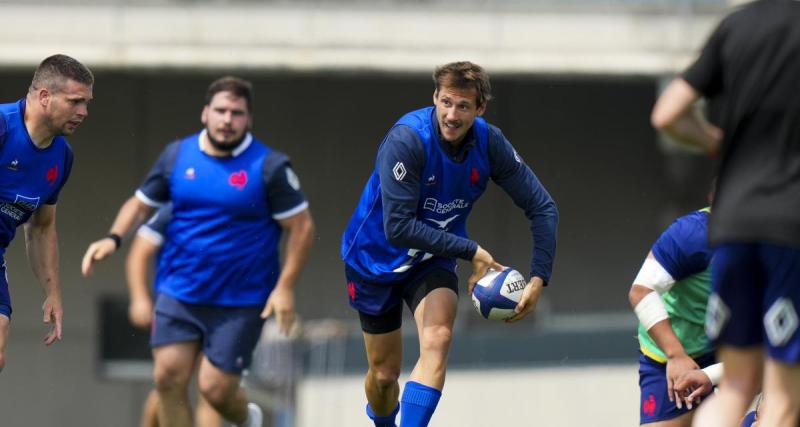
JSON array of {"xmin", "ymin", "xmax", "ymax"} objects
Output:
[
  {"xmin": 205, "ymin": 76, "xmax": 254, "ymax": 112},
  {"xmin": 432, "ymin": 61, "xmax": 492, "ymax": 107},
  {"xmin": 29, "ymin": 54, "xmax": 94, "ymax": 93}
]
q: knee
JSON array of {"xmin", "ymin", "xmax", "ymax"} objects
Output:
[
  {"xmin": 198, "ymin": 378, "xmax": 236, "ymax": 408},
  {"xmin": 153, "ymin": 363, "xmax": 191, "ymax": 393},
  {"xmin": 420, "ymin": 325, "xmax": 453, "ymax": 355},
  {"xmin": 369, "ymin": 364, "xmax": 400, "ymax": 390}
]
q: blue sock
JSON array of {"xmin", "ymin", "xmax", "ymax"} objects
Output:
[
  {"xmin": 366, "ymin": 403, "xmax": 399, "ymax": 427},
  {"xmin": 399, "ymin": 381, "xmax": 442, "ymax": 427}
]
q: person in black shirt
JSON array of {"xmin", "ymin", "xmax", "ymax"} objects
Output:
[{"xmin": 651, "ymin": 2, "xmax": 800, "ymax": 426}]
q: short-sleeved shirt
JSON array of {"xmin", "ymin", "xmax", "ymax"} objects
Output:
[
  {"xmin": 137, "ymin": 130, "xmax": 307, "ymax": 306},
  {"xmin": 0, "ymin": 99, "xmax": 73, "ymax": 259},
  {"xmin": 638, "ymin": 209, "xmax": 714, "ymax": 362},
  {"xmin": 682, "ymin": 0, "xmax": 800, "ymax": 247}
]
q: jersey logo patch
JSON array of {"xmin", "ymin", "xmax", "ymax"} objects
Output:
[
  {"xmin": 426, "ymin": 214, "xmax": 459, "ymax": 230},
  {"xmin": 228, "ymin": 170, "xmax": 248, "ymax": 190},
  {"xmin": 470, "ymin": 167, "xmax": 480, "ymax": 185},
  {"xmin": 7, "ymin": 159, "xmax": 18, "ymax": 171},
  {"xmin": 185, "ymin": 167, "xmax": 196, "ymax": 180},
  {"xmin": 286, "ymin": 167, "xmax": 301, "ymax": 190},
  {"xmin": 46, "ymin": 165, "xmax": 58, "ymax": 184},
  {"xmin": 347, "ymin": 281, "xmax": 356, "ymax": 301},
  {"xmin": 425, "ymin": 174, "xmax": 436, "ymax": 186},
  {"xmin": 393, "ymin": 162, "xmax": 406, "ymax": 181}
]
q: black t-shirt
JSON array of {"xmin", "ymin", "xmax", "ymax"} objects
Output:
[{"xmin": 683, "ymin": 0, "xmax": 800, "ymax": 247}]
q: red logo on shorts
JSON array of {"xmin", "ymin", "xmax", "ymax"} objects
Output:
[
  {"xmin": 470, "ymin": 167, "xmax": 480, "ymax": 185},
  {"xmin": 347, "ymin": 281, "xmax": 356, "ymax": 301},
  {"xmin": 228, "ymin": 170, "xmax": 248, "ymax": 190},
  {"xmin": 643, "ymin": 394, "xmax": 657, "ymax": 417},
  {"xmin": 46, "ymin": 165, "xmax": 58, "ymax": 184}
]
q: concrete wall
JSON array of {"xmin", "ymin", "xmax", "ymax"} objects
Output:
[{"xmin": 0, "ymin": 70, "xmax": 712, "ymax": 425}]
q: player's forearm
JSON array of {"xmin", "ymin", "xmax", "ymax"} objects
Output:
[
  {"xmin": 24, "ymin": 221, "xmax": 61, "ymax": 298},
  {"xmin": 384, "ymin": 215, "xmax": 477, "ymax": 260},
  {"xmin": 109, "ymin": 197, "xmax": 154, "ymax": 240},
  {"xmin": 276, "ymin": 211, "xmax": 315, "ymax": 290},
  {"xmin": 125, "ymin": 248, "xmax": 153, "ymax": 301},
  {"xmin": 648, "ymin": 319, "xmax": 689, "ymax": 359},
  {"xmin": 659, "ymin": 113, "xmax": 721, "ymax": 154}
]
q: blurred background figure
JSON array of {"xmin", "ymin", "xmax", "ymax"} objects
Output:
[{"xmin": 652, "ymin": 1, "xmax": 800, "ymax": 426}]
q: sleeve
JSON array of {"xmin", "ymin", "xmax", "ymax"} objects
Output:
[
  {"xmin": 45, "ymin": 143, "xmax": 74, "ymax": 205},
  {"xmin": 379, "ymin": 125, "xmax": 478, "ymax": 260},
  {"xmin": 488, "ymin": 126, "xmax": 559, "ymax": 284},
  {"xmin": 262, "ymin": 151, "xmax": 309, "ymax": 220},
  {"xmin": 682, "ymin": 17, "xmax": 728, "ymax": 98},
  {"xmin": 136, "ymin": 203, "xmax": 172, "ymax": 246},
  {"xmin": 0, "ymin": 112, "xmax": 7, "ymax": 151},
  {"xmin": 651, "ymin": 213, "xmax": 711, "ymax": 281},
  {"xmin": 135, "ymin": 141, "xmax": 181, "ymax": 207}
]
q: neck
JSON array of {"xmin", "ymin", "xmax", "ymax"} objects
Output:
[{"xmin": 23, "ymin": 96, "xmax": 55, "ymax": 149}]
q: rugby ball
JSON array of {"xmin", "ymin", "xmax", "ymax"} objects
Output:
[{"xmin": 472, "ymin": 268, "xmax": 527, "ymax": 320}]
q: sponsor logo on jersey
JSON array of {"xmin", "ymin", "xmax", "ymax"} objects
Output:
[
  {"xmin": 425, "ymin": 214, "xmax": 459, "ymax": 230},
  {"xmin": 0, "ymin": 194, "xmax": 40, "ymax": 221},
  {"xmin": 425, "ymin": 174, "xmax": 436, "ymax": 185},
  {"xmin": 7, "ymin": 159, "xmax": 18, "ymax": 171},
  {"xmin": 422, "ymin": 197, "xmax": 469, "ymax": 214},
  {"xmin": 228, "ymin": 170, "xmax": 248, "ymax": 190},
  {"xmin": 392, "ymin": 162, "xmax": 406, "ymax": 181},
  {"xmin": 185, "ymin": 167, "xmax": 196, "ymax": 180},
  {"xmin": 46, "ymin": 165, "xmax": 58, "ymax": 184}
]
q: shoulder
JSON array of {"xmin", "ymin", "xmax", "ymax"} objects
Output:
[{"xmin": 658, "ymin": 210, "xmax": 710, "ymax": 252}]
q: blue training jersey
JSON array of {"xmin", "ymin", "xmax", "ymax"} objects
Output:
[
  {"xmin": 342, "ymin": 106, "xmax": 558, "ymax": 283},
  {"xmin": 137, "ymin": 131, "xmax": 307, "ymax": 306},
  {"xmin": 0, "ymin": 99, "xmax": 73, "ymax": 259}
]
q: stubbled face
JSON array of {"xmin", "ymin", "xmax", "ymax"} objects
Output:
[
  {"xmin": 433, "ymin": 85, "xmax": 486, "ymax": 145},
  {"xmin": 43, "ymin": 79, "xmax": 93, "ymax": 136},
  {"xmin": 201, "ymin": 91, "xmax": 251, "ymax": 151}
]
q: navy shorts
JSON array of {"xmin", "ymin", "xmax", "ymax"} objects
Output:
[
  {"xmin": 0, "ymin": 264, "xmax": 10, "ymax": 318},
  {"xmin": 639, "ymin": 352, "xmax": 716, "ymax": 424},
  {"xmin": 151, "ymin": 293, "xmax": 265, "ymax": 374},
  {"xmin": 707, "ymin": 243, "xmax": 800, "ymax": 362},
  {"xmin": 345, "ymin": 258, "xmax": 458, "ymax": 334}
]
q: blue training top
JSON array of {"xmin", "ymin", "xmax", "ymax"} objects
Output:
[
  {"xmin": 342, "ymin": 106, "xmax": 558, "ymax": 284},
  {"xmin": 137, "ymin": 131, "xmax": 308, "ymax": 306},
  {"xmin": 0, "ymin": 99, "xmax": 73, "ymax": 259}
]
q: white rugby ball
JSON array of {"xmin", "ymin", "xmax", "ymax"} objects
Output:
[{"xmin": 471, "ymin": 268, "xmax": 527, "ymax": 320}]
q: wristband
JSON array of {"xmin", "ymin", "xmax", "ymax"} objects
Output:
[{"xmin": 107, "ymin": 233, "xmax": 122, "ymax": 250}]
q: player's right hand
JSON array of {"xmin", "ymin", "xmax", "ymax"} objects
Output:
[
  {"xmin": 81, "ymin": 238, "xmax": 117, "ymax": 277},
  {"xmin": 128, "ymin": 297, "xmax": 153, "ymax": 330},
  {"xmin": 468, "ymin": 245, "xmax": 504, "ymax": 295}
]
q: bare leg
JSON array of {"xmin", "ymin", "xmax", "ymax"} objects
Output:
[
  {"xmin": 758, "ymin": 358, "xmax": 800, "ymax": 427},
  {"xmin": 363, "ymin": 328, "xmax": 403, "ymax": 416},
  {"xmin": 0, "ymin": 314, "xmax": 9, "ymax": 373},
  {"xmin": 692, "ymin": 346, "xmax": 763, "ymax": 427},
  {"xmin": 409, "ymin": 287, "xmax": 457, "ymax": 390},
  {"xmin": 153, "ymin": 342, "xmax": 201, "ymax": 427},
  {"xmin": 197, "ymin": 356, "xmax": 248, "ymax": 424},
  {"xmin": 140, "ymin": 389, "xmax": 160, "ymax": 427},
  {"xmin": 195, "ymin": 388, "xmax": 224, "ymax": 427}
]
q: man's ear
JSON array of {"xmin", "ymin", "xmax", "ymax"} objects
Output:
[{"xmin": 201, "ymin": 105, "xmax": 209, "ymax": 125}]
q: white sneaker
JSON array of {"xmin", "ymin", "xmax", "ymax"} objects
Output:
[{"xmin": 239, "ymin": 402, "xmax": 263, "ymax": 427}]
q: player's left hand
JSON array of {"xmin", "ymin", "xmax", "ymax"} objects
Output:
[
  {"xmin": 674, "ymin": 368, "xmax": 713, "ymax": 410},
  {"xmin": 506, "ymin": 276, "xmax": 545, "ymax": 323},
  {"xmin": 667, "ymin": 354, "xmax": 701, "ymax": 408},
  {"xmin": 42, "ymin": 293, "xmax": 63, "ymax": 346},
  {"xmin": 262, "ymin": 286, "xmax": 296, "ymax": 336}
]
